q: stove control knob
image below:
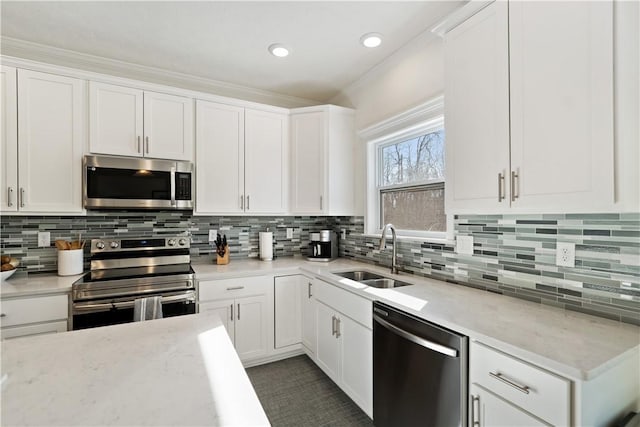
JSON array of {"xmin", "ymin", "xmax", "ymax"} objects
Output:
[
  {"xmin": 168, "ymin": 239, "xmax": 176, "ymax": 246},
  {"xmin": 95, "ymin": 241, "xmax": 105, "ymax": 250},
  {"xmin": 178, "ymin": 238, "xmax": 187, "ymax": 246},
  {"xmin": 110, "ymin": 241, "xmax": 119, "ymax": 249}
]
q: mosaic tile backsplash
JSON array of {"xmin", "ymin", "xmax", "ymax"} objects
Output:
[{"xmin": 1, "ymin": 211, "xmax": 639, "ymax": 325}]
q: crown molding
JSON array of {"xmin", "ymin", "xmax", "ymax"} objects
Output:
[
  {"xmin": 0, "ymin": 36, "xmax": 318, "ymax": 108},
  {"xmin": 431, "ymin": 0, "xmax": 494, "ymax": 37}
]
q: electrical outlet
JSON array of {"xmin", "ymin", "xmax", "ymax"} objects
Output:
[
  {"xmin": 556, "ymin": 242, "xmax": 575, "ymax": 267},
  {"xmin": 38, "ymin": 231, "xmax": 51, "ymax": 247},
  {"xmin": 456, "ymin": 235, "xmax": 474, "ymax": 255},
  {"xmin": 208, "ymin": 230, "xmax": 217, "ymax": 243},
  {"xmin": 340, "ymin": 229, "xmax": 346, "ymax": 240},
  {"xmin": 286, "ymin": 228, "xmax": 293, "ymax": 239}
]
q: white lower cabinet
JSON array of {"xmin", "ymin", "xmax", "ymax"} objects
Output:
[
  {"xmin": 301, "ymin": 278, "xmax": 316, "ymax": 355},
  {"xmin": 0, "ymin": 293, "xmax": 69, "ymax": 340},
  {"xmin": 470, "ymin": 383, "xmax": 547, "ymax": 427},
  {"xmin": 198, "ymin": 276, "xmax": 272, "ymax": 362},
  {"xmin": 274, "ymin": 275, "xmax": 302, "ymax": 349},
  {"xmin": 314, "ymin": 279, "xmax": 373, "ymax": 418}
]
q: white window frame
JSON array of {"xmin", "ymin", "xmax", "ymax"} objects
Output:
[{"xmin": 359, "ymin": 95, "xmax": 453, "ymax": 242}]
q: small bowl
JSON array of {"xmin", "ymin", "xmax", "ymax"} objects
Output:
[{"xmin": 0, "ymin": 269, "xmax": 16, "ymax": 282}]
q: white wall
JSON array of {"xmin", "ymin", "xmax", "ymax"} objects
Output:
[{"xmin": 335, "ymin": 0, "xmax": 640, "ymax": 215}]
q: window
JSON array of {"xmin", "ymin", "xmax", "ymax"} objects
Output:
[
  {"xmin": 378, "ymin": 126, "xmax": 446, "ymax": 233},
  {"xmin": 361, "ymin": 95, "xmax": 447, "ymax": 240}
]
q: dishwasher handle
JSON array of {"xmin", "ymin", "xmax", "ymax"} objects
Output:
[{"xmin": 373, "ymin": 313, "xmax": 458, "ymax": 358}]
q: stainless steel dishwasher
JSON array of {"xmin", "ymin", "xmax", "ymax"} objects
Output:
[{"xmin": 373, "ymin": 301, "xmax": 468, "ymax": 427}]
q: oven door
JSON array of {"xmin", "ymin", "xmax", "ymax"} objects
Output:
[
  {"xmin": 83, "ymin": 155, "xmax": 192, "ymax": 210},
  {"xmin": 72, "ymin": 290, "xmax": 196, "ymax": 330}
]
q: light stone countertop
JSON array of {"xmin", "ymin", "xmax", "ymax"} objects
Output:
[
  {"xmin": 3, "ymin": 256, "xmax": 638, "ymax": 381},
  {"xmin": 0, "ymin": 311, "xmax": 270, "ymax": 426}
]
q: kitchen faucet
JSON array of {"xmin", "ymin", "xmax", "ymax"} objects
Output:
[{"xmin": 379, "ymin": 223, "xmax": 399, "ymax": 274}]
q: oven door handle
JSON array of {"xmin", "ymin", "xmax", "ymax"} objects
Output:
[{"xmin": 75, "ymin": 293, "xmax": 195, "ymax": 312}]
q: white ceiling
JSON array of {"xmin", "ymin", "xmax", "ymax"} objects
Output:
[{"xmin": 0, "ymin": 1, "xmax": 461, "ymax": 103}]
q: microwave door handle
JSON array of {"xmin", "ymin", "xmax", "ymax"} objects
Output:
[{"xmin": 170, "ymin": 166, "xmax": 176, "ymax": 207}]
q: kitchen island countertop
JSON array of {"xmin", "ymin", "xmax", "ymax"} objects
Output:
[{"xmin": 0, "ymin": 311, "xmax": 270, "ymax": 426}]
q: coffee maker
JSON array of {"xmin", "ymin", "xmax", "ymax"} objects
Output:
[{"xmin": 307, "ymin": 230, "xmax": 338, "ymax": 262}]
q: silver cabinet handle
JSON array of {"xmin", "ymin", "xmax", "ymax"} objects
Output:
[
  {"xmin": 230, "ymin": 304, "xmax": 234, "ymax": 321},
  {"xmin": 335, "ymin": 317, "xmax": 341, "ymax": 338},
  {"xmin": 237, "ymin": 303, "xmax": 240, "ymax": 320},
  {"xmin": 240, "ymin": 195, "xmax": 244, "ymax": 210},
  {"xmin": 511, "ymin": 170, "xmax": 519, "ymax": 202},
  {"xmin": 471, "ymin": 395, "xmax": 480, "ymax": 426},
  {"xmin": 331, "ymin": 315, "xmax": 336, "ymax": 336},
  {"xmin": 489, "ymin": 371, "xmax": 530, "ymax": 394},
  {"xmin": 320, "ymin": 195, "xmax": 323, "ymax": 210},
  {"xmin": 373, "ymin": 314, "xmax": 458, "ymax": 357},
  {"xmin": 246, "ymin": 195, "xmax": 250, "ymax": 210},
  {"xmin": 498, "ymin": 173, "xmax": 505, "ymax": 202},
  {"xmin": 226, "ymin": 286, "xmax": 244, "ymax": 291},
  {"xmin": 308, "ymin": 282, "xmax": 312, "ymax": 298},
  {"xmin": 137, "ymin": 136, "xmax": 141, "ymax": 153},
  {"xmin": 145, "ymin": 136, "xmax": 150, "ymax": 154},
  {"xmin": 7, "ymin": 187, "xmax": 13, "ymax": 207},
  {"xmin": 19, "ymin": 188, "xmax": 25, "ymax": 207}
]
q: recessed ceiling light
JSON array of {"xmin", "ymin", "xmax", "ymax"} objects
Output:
[
  {"xmin": 360, "ymin": 33, "xmax": 382, "ymax": 48},
  {"xmin": 269, "ymin": 44, "xmax": 289, "ymax": 58}
]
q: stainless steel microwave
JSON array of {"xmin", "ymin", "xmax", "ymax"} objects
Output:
[{"xmin": 83, "ymin": 155, "xmax": 193, "ymax": 210}]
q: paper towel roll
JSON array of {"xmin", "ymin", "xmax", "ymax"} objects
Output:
[{"xmin": 259, "ymin": 232, "xmax": 273, "ymax": 261}]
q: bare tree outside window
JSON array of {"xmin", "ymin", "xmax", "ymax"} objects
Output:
[{"xmin": 379, "ymin": 128, "xmax": 446, "ymax": 233}]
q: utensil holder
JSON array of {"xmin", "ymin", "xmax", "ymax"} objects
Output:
[
  {"xmin": 216, "ymin": 245, "xmax": 230, "ymax": 265},
  {"xmin": 58, "ymin": 249, "xmax": 83, "ymax": 276}
]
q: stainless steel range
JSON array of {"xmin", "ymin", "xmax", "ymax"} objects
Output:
[{"xmin": 71, "ymin": 236, "xmax": 196, "ymax": 330}]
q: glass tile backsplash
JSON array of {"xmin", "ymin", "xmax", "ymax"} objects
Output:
[{"xmin": 1, "ymin": 211, "xmax": 638, "ymax": 325}]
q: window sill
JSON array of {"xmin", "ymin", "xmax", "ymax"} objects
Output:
[{"xmin": 358, "ymin": 233, "xmax": 454, "ymax": 246}]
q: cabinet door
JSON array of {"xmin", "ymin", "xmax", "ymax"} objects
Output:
[
  {"xmin": 235, "ymin": 294, "xmax": 270, "ymax": 361},
  {"xmin": 340, "ymin": 315, "xmax": 373, "ymax": 417},
  {"xmin": 244, "ymin": 109, "xmax": 286, "ymax": 213},
  {"xmin": 199, "ymin": 299, "xmax": 235, "ymax": 345},
  {"xmin": 0, "ymin": 65, "xmax": 18, "ymax": 213},
  {"xmin": 1, "ymin": 320, "xmax": 68, "ymax": 340},
  {"xmin": 274, "ymin": 275, "xmax": 302, "ymax": 348},
  {"xmin": 315, "ymin": 301, "xmax": 341, "ymax": 383},
  {"xmin": 194, "ymin": 101, "xmax": 244, "ymax": 214},
  {"xmin": 290, "ymin": 112, "xmax": 325, "ymax": 214},
  {"xmin": 444, "ymin": 1, "xmax": 511, "ymax": 212},
  {"xmin": 509, "ymin": 1, "xmax": 613, "ymax": 210},
  {"xmin": 470, "ymin": 384, "xmax": 548, "ymax": 427},
  {"xmin": 17, "ymin": 69, "xmax": 84, "ymax": 213},
  {"xmin": 89, "ymin": 82, "xmax": 143, "ymax": 157},
  {"xmin": 144, "ymin": 91, "xmax": 193, "ymax": 161},
  {"xmin": 301, "ymin": 279, "xmax": 317, "ymax": 354}
]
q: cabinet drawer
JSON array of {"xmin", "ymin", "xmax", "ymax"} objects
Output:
[
  {"xmin": 198, "ymin": 276, "xmax": 271, "ymax": 301},
  {"xmin": 0, "ymin": 294, "xmax": 68, "ymax": 327},
  {"xmin": 1, "ymin": 320, "xmax": 68, "ymax": 340},
  {"xmin": 314, "ymin": 279, "xmax": 372, "ymax": 329},
  {"xmin": 470, "ymin": 341, "xmax": 570, "ymax": 426}
]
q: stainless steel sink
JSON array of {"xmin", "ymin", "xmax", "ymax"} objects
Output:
[
  {"xmin": 334, "ymin": 271, "xmax": 412, "ymax": 289},
  {"xmin": 334, "ymin": 271, "xmax": 386, "ymax": 281}
]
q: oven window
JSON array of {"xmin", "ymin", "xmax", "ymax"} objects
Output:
[
  {"xmin": 86, "ymin": 167, "xmax": 171, "ymax": 200},
  {"xmin": 73, "ymin": 300, "xmax": 196, "ymax": 330}
]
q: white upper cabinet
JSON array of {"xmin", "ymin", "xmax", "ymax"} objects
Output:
[
  {"xmin": 440, "ymin": 0, "xmax": 614, "ymax": 213},
  {"xmin": 289, "ymin": 106, "xmax": 356, "ymax": 215},
  {"xmin": 89, "ymin": 82, "xmax": 193, "ymax": 161},
  {"xmin": 89, "ymin": 82, "xmax": 143, "ymax": 157},
  {"xmin": 143, "ymin": 90, "xmax": 193, "ymax": 161},
  {"xmin": 16, "ymin": 69, "xmax": 85, "ymax": 213},
  {"xmin": 195, "ymin": 100, "xmax": 287, "ymax": 215},
  {"xmin": 0, "ymin": 66, "xmax": 18, "ymax": 213}
]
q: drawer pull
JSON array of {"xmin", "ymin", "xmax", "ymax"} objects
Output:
[
  {"xmin": 489, "ymin": 371, "xmax": 530, "ymax": 394},
  {"xmin": 226, "ymin": 286, "xmax": 244, "ymax": 291}
]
